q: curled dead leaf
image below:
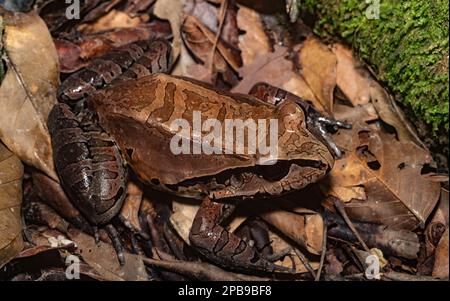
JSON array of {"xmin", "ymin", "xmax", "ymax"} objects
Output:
[
  {"xmin": 153, "ymin": 0, "xmax": 184, "ymax": 60},
  {"xmin": 236, "ymin": 5, "xmax": 271, "ymax": 65},
  {"xmin": 333, "ymin": 43, "xmax": 424, "ymax": 148},
  {"xmin": 181, "ymin": 14, "xmax": 241, "ymax": 84},
  {"xmin": 260, "ymin": 208, "xmax": 323, "ymax": 255},
  {"xmin": 77, "ymin": 9, "xmax": 148, "ymax": 34},
  {"xmin": 297, "ymin": 37, "xmax": 337, "ymax": 115},
  {"xmin": 0, "ymin": 142, "xmax": 24, "ymax": 268},
  {"xmin": 326, "ymin": 117, "xmax": 440, "ymax": 230},
  {"xmin": 432, "ymin": 227, "xmax": 449, "ymax": 279},
  {"xmin": 0, "ymin": 9, "xmax": 58, "ymax": 180},
  {"xmin": 67, "ymin": 229, "xmax": 148, "ymax": 281}
]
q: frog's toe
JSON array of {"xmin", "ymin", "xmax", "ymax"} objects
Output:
[{"xmin": 105, "ymin": 224, "xmax": 126, "ymax": 266}]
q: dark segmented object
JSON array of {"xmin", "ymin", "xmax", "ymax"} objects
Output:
[
  {"xmin": 47, "ymin": 103, "xmax": 127, "ymax": 225},
  {"xmin": 58, "ymin": 39, "xmax": 173, "ymax": 104},
  {"xmin": 189, "ymin": 198, "xmax": 290, "ymax": 273}
]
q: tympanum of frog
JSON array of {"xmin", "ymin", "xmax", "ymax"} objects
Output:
[{"xmin": 48, "ymin": 39, "xmax": 350, "ymax": 272}]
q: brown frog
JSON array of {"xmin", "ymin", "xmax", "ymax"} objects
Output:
[
  {"xmin": 48, "ymin": 39, "xmax": 349, "ymax": 272},
  {"xmin": 87, "ymin": 74, "xmax": 349, "ymax": 272}
]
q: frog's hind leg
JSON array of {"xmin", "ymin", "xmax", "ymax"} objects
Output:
[{"xmin": 189, "ymin": 197, "xmax": 290, "ymax": 273}]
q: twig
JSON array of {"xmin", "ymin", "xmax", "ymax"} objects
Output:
[
  {"xmin": 293, "ymin": 248, "xmax": 316, "ymax": 279},
  {"xmin": 333, "ymin": 198, "xmax": 370, "ymax": 252},
  {"xmin": 382, "ymin": 271, "xmax": 443, "ymax": 281},
  {"xmin": 315, "ymin": 223, "xmax": 327, "ymax": 281},
  {"xmin": 142, "ymin": 256, "xmax": 271, "ymax": 281},
  {"xmin": 209, "ymin": 0, "xmax": 228, "ymax": 72}
]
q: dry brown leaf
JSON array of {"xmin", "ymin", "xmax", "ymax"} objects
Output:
[
  {"xmin": 283, "ymin": 75, "xmax": 323, "ymax": 111},
  {"xmin": 67, "ymin": 230, "xmax": 148, "ymax": 281},
  {"xmin": 0, "ymin": 9, "xmax": 58, "ymax": 180},
  {"xmin": 181, "ymin": 14, "xmax": 241, "ymax": 72},
  {"xmin": 232, "ymin": 45, "xmax": 291, "ymax": 93},
  {"xmin": 154, "ymin": 0, "xmax": 185, "ymax": 60},
  {"xmin": 431, "ymin": 188, "xmax": 449, "ymax": 226},
  {"xmin": 232, "ymin": 45, "xmax": 325, "ymax": 112},
  {"xmin": 260, "ymin": 208, "xmax": 323, "ymax": 255},
  {"xmin": 333, "ymin": 44, "xmax": 371, "ymax": 106},
  {"xmin": 322, "ymin": 185, "xmax": 366, "ymax": 203},
  {"xmin": 333, "ymin": 43, "xmax": 424, "ymax": 148},
  {"xmin": 432, "ymin": 227, "xmax": 449, "ymax": 279},
  {"xmin": 0, "ymin": 142, "xmax": 24, "ymax": 268},
  {"xmin": 333, "ymin": 103, "xmax": 379, "ymax": 124},
  {"xmin": 268, "ymin": 229, "xmax": 319, "ymax": 274},
  {"xmin": 297, "ymin": 37, "xmax": 337, "ymax": 114},
  {"xmin": 236, "ymin": 5, "xmax": 271, "ymax": 65},
  {"xmin": 326, "ymin": 116, "xmax": 440, "ymax": 230},
  {"xmin": 185, "ymin": 0, "xmax": 238, "ymax": 48},
  {"xmin": 118, "ymin": 181, "xmax": 143, "ymax": 233},
  {"xmin": 78, "ymin": 10, "xmax": 148, "ymax": 34}
]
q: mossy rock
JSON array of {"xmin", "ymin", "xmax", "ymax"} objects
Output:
[{"xmin": 303, "ymin": 0, "xmax": 449, "ymax": 138}]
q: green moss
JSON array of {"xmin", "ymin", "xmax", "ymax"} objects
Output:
[{"xmin": 303, "ymin": 0, "xmax": 449, "ymax": 136}]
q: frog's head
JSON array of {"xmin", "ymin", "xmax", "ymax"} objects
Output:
[{"xmin": 208, "ymin": 99, "xmax": 335, "ymax": 200}]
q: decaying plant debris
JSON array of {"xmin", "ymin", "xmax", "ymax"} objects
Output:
[{"xmin": 0, "ymin": 0, "xmax": 448, "ymax": 281}]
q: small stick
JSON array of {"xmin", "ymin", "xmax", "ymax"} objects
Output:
[
  {"xmin": 293, "ymin": 248, "xmax": 316, "ymax": 279},
  {"xmin": 209, "ymin": 0, "xmax": 228, "ymax": 71},
  {"xmin": 142, "ymin": 256, "xmax": 270, "ymax": 281},
  {"xmin": 333, "ymin": 198, "xmax": 370, "ymax": 252},
  {"xmin": 382, "ymin": 271, "xmax": 443, "ymax": 281},
  {"xmin": 315, "ymin": 224, "xmax": 327, "ymax": 281}
]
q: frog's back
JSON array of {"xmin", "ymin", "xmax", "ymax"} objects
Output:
[
  {"xmin": 90, "ymin": 74, "xmax": 278, "ymax": 185},
  {"xmin": 91, "ymin": 73, "xmax": 276, "ymax": 125}
]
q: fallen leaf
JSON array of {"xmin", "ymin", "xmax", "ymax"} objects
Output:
[
  {"xmin": 0, "ymin": 9, "xmax": 58, "ymax": 180},
  {"xmin": 326, "ymin": 212, "xmax": 420, "ymax": 259},
  {"xmin": 67, "ymin": 229, "xmax": 148, "ymax": 281},
  {"xmin": 324, "ymin": 249, "xmax": 343, "ymax": 278},
  {"xmin": 185, "ymin": 0, "xmax": 239, "ymax": 48},
  {"xmin": 153, "ymin": 0, "xmax": 184, "ymax": 60},
  {"xmin": 123, "ymin": 0, "xmax": 157, "ymax": 14},
  {"xmin": 431, "ymin": 188, "xmax": 449, "ymax": 227},
  {"xmin": 118, "ymin": 180, "xmax": 143, "ymax": 233},
  {"xmin": 333, "ymin": 43, "xmax": 371, "ymax": 106},
  {"xmin": 260, "ymin": 207, "xmax": 323, "ymax": 255},
  {"xmin": 32, "ymin": 171, "xmax": 93, "ymax": 234},
  {"xmin": 432, "ymin": 227, "xmax": 449, "ymax": 279},
  {"xmin": 232, "ymin": 45, "xmax": 292, "ymax": 92},
  {"xmin": 236, "ymin": 5, "xmax": 271, "ymax": 65},
  {"xmin": 0, "ymin": 142, "xmax": 24, "ymax": 268},
  {"xmin": 232, "ymin": 45, "xmax": 325, "ymax": 112},
  {"xmin": 78, "ymin": 9, "xmax": 148, "ymax": 34},
  {"xmin": 181, "ymin": 14, "xmax": 241, "ymax": 83},
  {"xmin": 322, "ymin": 185, "xmax": 366, "ymax": 203},
  {"xmin": 326, "ymin": 115, "xmax": 440, "ymax": 230},
  {"xmin": 268, "ymin": 229, "xmax": 319, "ymax": 274},
  {"xmin": 297, "ymin": 37, "xmax": 337, "ymax": 114},
  {"xmin": 333, "ymin": 43, "xmax": 424, "ymax": 148}
]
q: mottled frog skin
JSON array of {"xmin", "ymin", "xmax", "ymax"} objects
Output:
[{"xmin": 48, "ymin": 39, "xmax": 341, "ymax": 272}]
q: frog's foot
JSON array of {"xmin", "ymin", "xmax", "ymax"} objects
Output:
[
  {"xmin": 306, "ymin": 107, "xmax": 352, "ymax": 158},
  {"xmin": 189, "ymin": 197, "xmax": 291, "ymax": 273},
  {"xmin": 104, "ymin": 224, "xmax": 126, "ymax": 266}
]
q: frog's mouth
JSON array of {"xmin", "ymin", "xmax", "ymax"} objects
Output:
[{"xmin": 159, "ymin": 159, "xmax": 329, "ymax": 200}]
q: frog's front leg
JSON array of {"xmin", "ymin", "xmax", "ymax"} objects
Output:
[{"xmin": 189, "ymin": 197, "xmax": 290, "ymax": 273}]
